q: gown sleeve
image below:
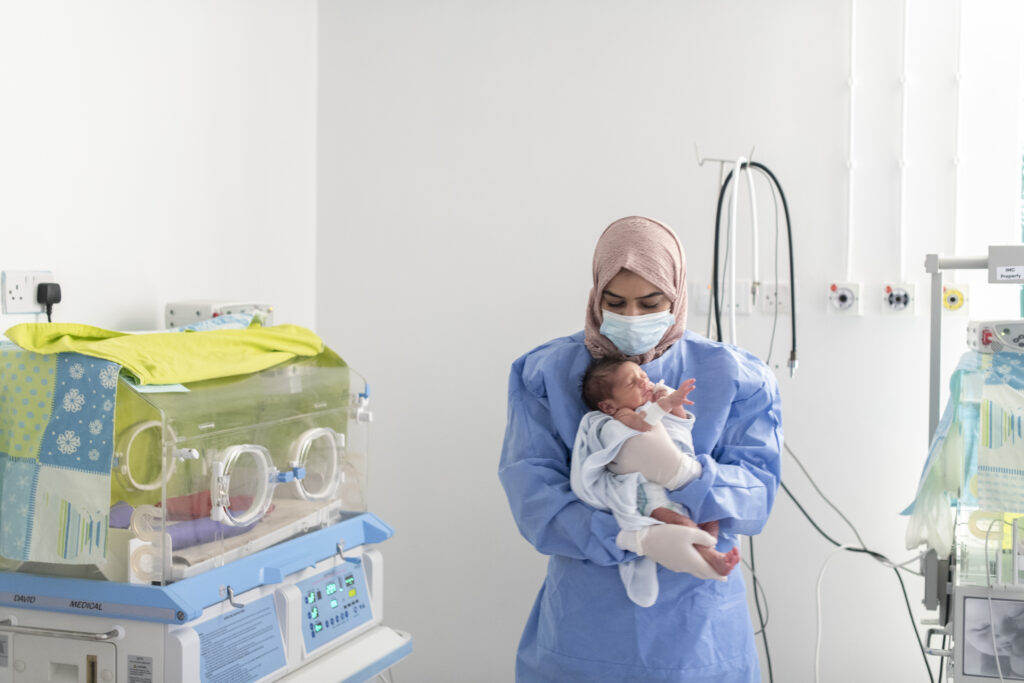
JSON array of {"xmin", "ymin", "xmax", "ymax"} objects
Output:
[
  {"xmin": 498, "ymin": 353, "xmax": 632, "ymax": 566},
  {"xmin": 668, "ymin": 358, "xmax": 782, "ymax": 535}
]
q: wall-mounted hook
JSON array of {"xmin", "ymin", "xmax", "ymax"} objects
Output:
[
  {"xmin": 694, "ymin": 142, "xmax": 756, "ymax": 167},
  {"xmin": 694, "ymin": 143, "xmax": 757, "ymax": 189}
]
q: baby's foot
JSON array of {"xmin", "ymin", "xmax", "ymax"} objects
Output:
[{"xmin": 700, "ymin": 545, "xmax": 741, "ymax": 577}]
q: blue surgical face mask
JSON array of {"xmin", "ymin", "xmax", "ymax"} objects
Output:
[{"xmin": 599, "ymin": 309, "xmax": 675, "ymax": 356}]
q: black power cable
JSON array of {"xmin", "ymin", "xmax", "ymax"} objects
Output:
[
  {"xmin": 780, "ymin": 480, "xmax": 935, "ymax": 683},
  {"xmin": 708, "ymin": 166, "xmax": 929, "ymax": 679},
  {"xmin": 711, "ymin": 161, "xmax": 797, "ymax": 374},
  {"xmin": 747, "ymin": 536, "xmax": 773, "ymax": 681},
  {"xmin": 708, "ymin": 160, "xmax": 793, "ymax": 682}
]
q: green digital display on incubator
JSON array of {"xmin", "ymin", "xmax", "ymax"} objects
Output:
[
  {"xmin": 345, "ymin": 575, "xmax": 355, "ymax": 587},
  {"xmin": 306, "ymin": 591, "xmax": 316, "ymax": 604},
  {"xmin": 326, "ymin": 582, "xmax": 337, "ymax": 595},
  {"xmin": 330, "ymin": 599, "xmax": 339, "ymax": 609},
  {"xmin": 309, "ymin": 607, "xmax": 318, "ymax": 619}
]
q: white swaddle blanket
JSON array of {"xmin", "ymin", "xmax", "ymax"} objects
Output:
[{"xmin": 570, "ymin": 406, "xmax": 698, "ymax": 607}]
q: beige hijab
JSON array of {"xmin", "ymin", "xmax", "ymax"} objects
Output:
[{"xmin": 583, "ymin": 216, "xmax": 687, "ymax": 364}]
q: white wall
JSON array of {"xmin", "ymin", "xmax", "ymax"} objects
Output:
[
  {"xmin": 0, "ymin": 1, "xmax": 319, "ymax": 332},
  {"xmin": 318, "ymin": 1, "xmax": 1024, "ymax": 682}
]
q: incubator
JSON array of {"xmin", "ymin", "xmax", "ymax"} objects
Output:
[
  {"xmin": 910, "ymin": 248, "xmax": 1024, "ymax": 682},
  {"xmin": 918, "ymin": 349, "xmax": 1024, "ymax": 681},
  {"xmin": 0, "ymin": 345, "xmax": 410, "ymax": 682}
]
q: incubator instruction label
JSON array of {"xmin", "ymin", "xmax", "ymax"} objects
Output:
[
  {"xmin": 127, "ymin": 655, "xmax": 153, "ymax": 683},
  {"xmin": 996, "ymin": 266, "xmax": 1024, "ymax": 281},
  {"xmin": 196, "ymin": 594, "xmax": 286, "ymax": 683}
]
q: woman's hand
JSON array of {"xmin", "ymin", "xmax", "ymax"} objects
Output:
[
  {"xmin": 617, "ymin": 525, "xmax": 722, "ymax": 579},
  {"xmin": 608, "ymin": 426, "xmax": 697, "ymax": 488}
]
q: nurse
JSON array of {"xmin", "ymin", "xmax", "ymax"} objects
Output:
[{"xmin": 499, "ymin": 216, "xmax": 782, "ymax": 682}]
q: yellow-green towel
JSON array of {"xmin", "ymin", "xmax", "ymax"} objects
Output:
[{"xmin": 5, "ymin": 323, "xmax": 323, "ymax": 385}]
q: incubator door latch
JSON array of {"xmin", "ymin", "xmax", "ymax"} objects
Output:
[
  {"xmin": 337, "ymin": 540, "xmax": 362, "ymax": 565},
  {"xmin": 172, "ymin": 447, "xmax": 200, "ymax": 461},
  {"xmin": 224, "ymin": 586, "xmax": 245, "ymax": 610},
  {"xmin": 355, "ymin": 384, "xmax": 373, "ymax": 423},
  {"xmin": 275, "ymin": 467, "xmax": 306, "ymax": 483},
  {"xmin": 210, "ymin": 461, "xmax": 230, "ymax": 523}
]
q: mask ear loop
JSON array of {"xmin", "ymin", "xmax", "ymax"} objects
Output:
[
  {"xmin": 210, "ymin": 445, "xmax": 273, "ymax": 527},
  {"xmin": 115, "ymin": 420, "xmax": 179, "ymax": 492},
  {"xmin": 289, "ymin": 427, "xmax": 341, "ymax": 501}
]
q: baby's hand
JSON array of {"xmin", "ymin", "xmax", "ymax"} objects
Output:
[
  {"xmin": 662, "ymin": 378, "xmax": 696, "ymax": 410},
  {"xmin": 616, "ymin": 407, "xmax": 653, "ymax": 432}
]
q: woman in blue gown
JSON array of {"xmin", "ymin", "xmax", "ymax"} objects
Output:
[{"xmin": 499, "ymin": 216, "xmax": 782, "ymax": 682}]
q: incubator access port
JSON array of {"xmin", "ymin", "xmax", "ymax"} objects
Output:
[
  {"xmin": 115, "ymin": 420, "xmax": 180, "ymax": 492},
  {"xmin": 288, "ymin": 427, "xmax": 343, "ymax": 502},
  {"xmin": 210, "ymin": 445, "xmax": 275, "ymax": 527}
]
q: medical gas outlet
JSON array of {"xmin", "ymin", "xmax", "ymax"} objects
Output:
[
  {"xmin": 827, "ymin": 282, "xmax": 862, "ymax": 315},
  {"xmin": 941, "ymin": 284, "xmax": 969, "ymax": 314},
  {"xmin": 882, "ymin": 283, "xmax": 916, "ymax": 314}
]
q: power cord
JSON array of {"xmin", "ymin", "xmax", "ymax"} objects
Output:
[
  {"xmin": 764, "ymin": 178, "xmax": 782, "ymax": 367},
  {"xmin": 781, "ymin": 475, "xmax": 934, "ymax": 683},
  {"xmin": 747, "ymin": 535, "xmax": 774, "ymax": 681},
  {"xmin": 785, "ymin": 444, "xmax": 866, "ymax": 549},
  {"xmin": 984, "ymin": 518, "xmax": 1013, "ymax": 683},
  {"xmin": 711, "ymin": 161, "xmax": 797, "ymax": 376},
  {"xmin": 741, "ymin": 554, "xmax": 771, "ymax": 636}
]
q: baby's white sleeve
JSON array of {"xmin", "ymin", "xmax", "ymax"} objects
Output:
[{"xmin": 641, "ymin": 402, "xmax": 667, "ymax": 426}]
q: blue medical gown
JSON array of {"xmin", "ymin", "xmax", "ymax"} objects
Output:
[{"xmin": 499, "ymin": 330, "xmax": 782, "ymax": 682}]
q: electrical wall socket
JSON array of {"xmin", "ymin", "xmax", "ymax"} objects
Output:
[
  {"xmin": 757, "ymin": 282, "xmax": 792, "ymax": 314},
  {"xmin": 691, "ymin": 281, "xmax": 752, "ymax": 315},
  {"xmin": 828, "ymin": 281, "xmax": 862, "ymax": 315},
  {"xmin": 3, "ymin": 270, "xmax": 54, "ymax": 314},
  {"xmin": 882, "ymin": 282, "xmax": 916, "ymax": 314},
  {"xmin": 690, "ymin": 283, "xmax": 713, "ymax": 314},
  {"xmin": 2, "ymin": 270, "xmax": 54, "ymax": 314},
  {"xmin": 719, "ymin": 280, "xmax": 752, "ymax": 315}
]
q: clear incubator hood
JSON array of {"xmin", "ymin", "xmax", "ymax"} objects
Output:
[{"xmin": 1, "ymin": 350, "xmax": 371, "ymax": 586}]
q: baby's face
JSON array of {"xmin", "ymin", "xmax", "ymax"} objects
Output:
[{"xmin": 607, "ymin": 362, "xmax": 655, "ymax": 411}]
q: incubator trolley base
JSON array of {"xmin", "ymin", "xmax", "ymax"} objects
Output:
[{"xmin": 0, "ymin": 513, "xmax": 411, "ymax": 683}]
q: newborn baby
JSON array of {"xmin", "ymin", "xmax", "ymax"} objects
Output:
[{"xmin": 579, "ymin": 357, "xmax": 740, "ymax": 579}]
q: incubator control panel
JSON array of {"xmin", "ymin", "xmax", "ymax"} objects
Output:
[
  {"xmin": 967, "ymin": 320, "xmax": 1024, "ymax": 353},
  {"xmin": 298, "ymin": 561, "xmax": 372, "ymax": 653}
]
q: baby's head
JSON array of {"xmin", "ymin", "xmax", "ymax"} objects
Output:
[{"xmin": 582, "ymin": 358, "xmax": 654, "ymax": 415}]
